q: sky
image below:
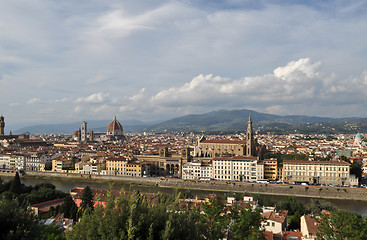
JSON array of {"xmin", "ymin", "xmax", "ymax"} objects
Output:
[{"xmin": 1, "ymin": 0, "xmax": 367, "ymax": 131}]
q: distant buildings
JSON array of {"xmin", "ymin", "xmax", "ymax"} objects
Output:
[
  {"xmin": 282, "ymin": 160, "xmax": 350, "ymax": 185},
  {"xmin": 73, "ymin": 116, "xmax": 127, "ymax": 142}
]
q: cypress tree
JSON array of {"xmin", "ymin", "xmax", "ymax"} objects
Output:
[
  {"xmin": 10, "ymin": 172, "xmax": 22, "ymax": 195},
  {"xmin": 81, "ymin": 186, "xmax": 94, "ymax": 212}
]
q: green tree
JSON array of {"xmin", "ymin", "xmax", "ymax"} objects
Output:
[
  {"xmin": 80, "ymin": 186, "xmax": 94, "ymax": 212},
  {"xmin": 350, "ymin": 163, "xmax": 362, "ymax": 183},
  {"xmin": 231, "ymin": 205, "xmax": 263, "ymax": 240},
  {"xmin": 317, "ymin": 210, "xmax": 367, "ymax": 239},
  {"xmin": 200, "ymin": 198, "xmax": 229, "ymax": 240},
  {"xmin": 10, "ymin": 172, "xmax": 22, "ymax": 195},
  {"xmin": 276, "ymin": 196, "xmax": 305, "ymax": 215},
  {"xmin": 288, "ymin": 211, "xmax": 302, "ymax": 230},
  {"xmin": 61, "ymin": 194, "xmax": 78, "ymax": 220},
  {"xmin": 0, "ymin": 196, "xmax": 39, "ymax": 240}
]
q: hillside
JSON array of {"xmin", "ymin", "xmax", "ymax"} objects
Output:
[{"xmin": 14, "ymin": 109, "xmax": 367, "ymax": 134}]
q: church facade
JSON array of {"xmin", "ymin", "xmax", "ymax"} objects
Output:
[{"xmin": 194, "ymin": 115, "xmax": 261, "ymax": 158}]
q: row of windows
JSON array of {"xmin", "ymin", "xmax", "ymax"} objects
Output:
[
  {"xmin": 285, "ymin": 165, "xmax": 348, "ymax": 172},
  {"xmin": 286, "ymin": 172, "xmax": 347, "ymax": 178}
]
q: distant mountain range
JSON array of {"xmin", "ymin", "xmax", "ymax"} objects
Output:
[
  {"xmin": 14, "ymin": 119, "xmax": 155, "ymax": 134},
  {"xmin": 14, "ymin": 109, "xmax": 367, "ymax": 134}
]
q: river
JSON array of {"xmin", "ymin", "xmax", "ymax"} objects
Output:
[{"xmin": 2, "ymin": 175, "xmax": 367, "ymax": 216}]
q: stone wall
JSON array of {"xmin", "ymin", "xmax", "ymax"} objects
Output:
[{"xmin": 8, "ymin": 171, "xmax": 367, "ymax": 201}]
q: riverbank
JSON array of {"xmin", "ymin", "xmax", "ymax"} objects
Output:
[{"xmin": 2, "ymin": 171, "xmax": 366, "ymax": 202}]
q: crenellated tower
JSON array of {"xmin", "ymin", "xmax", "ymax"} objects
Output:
[{"xmin": 0, "ymin": 115, "xmax": 5, "ymax": 136}]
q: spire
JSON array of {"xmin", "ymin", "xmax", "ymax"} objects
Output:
[{"xmin": 246, "ymin": 115, "xmax": 253, "ymax": 157}]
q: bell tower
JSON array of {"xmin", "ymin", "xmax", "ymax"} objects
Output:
[
  {"xmin": 0, "ymin": 115, "xmax": 5, "ymax": 136},
  {"xmin": 246, "ymin": 115, "xmax": 253, "ymax": 157}
]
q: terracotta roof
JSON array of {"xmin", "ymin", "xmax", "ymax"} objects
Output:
[
  {"xmin": 262, "ymin": 210, "xmax": 288, "ymax": 224},
  {"xmin": 303, "ymin": 215, "xmax": 319, "ymax": 235},
  {"xmin": 107, "ymin": 116, "xmax": 123, "ymax": 132}
]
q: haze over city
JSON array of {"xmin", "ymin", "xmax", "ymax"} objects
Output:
[{"xmin": 1, "ymin": 0, "xmax": 367, "ymax": 130}]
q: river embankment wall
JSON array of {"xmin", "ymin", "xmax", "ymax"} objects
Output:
[{"xmin": 2, "ymin": 171, "xmax": 366, "ymax": 201}]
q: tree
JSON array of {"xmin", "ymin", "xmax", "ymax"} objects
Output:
[
  {"xmin": 61, "ymin": 194, "xmax": 78, "ymax": 220},
  {"xmin": 288, "ymin": 211, "xmax": 302, "ymax": 230},
  {"xmin": 317, "ymin": 210, "xmax": 367, "ymax": 239},
  {"xmin": 80, "ymin": 186, "xmax": 94, "ymax": 212},
  {"xmin": 0, "ymin": 196, "xmax": 39, "ymax": 240},
  {"xmin": 276, "ymin": 196, "xmax": 305, "ymax": 215},
  {"xmin": 10, "ymin": 172, "xmax": 22, "ymax": 195},
  {"xmin": 350, "ymin": 163, "xmax": 362, "ymax": 183},
  {"xmin": 231, "ymin": 205, "xmax": 263, "ymax": 240},
  {"xmin": 200, "ymin": 198, "xmax": 229, "ymax": 240}
]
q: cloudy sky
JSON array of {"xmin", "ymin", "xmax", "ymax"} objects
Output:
[{"xmin": 1, "ymin": 0, "xmax": 367, "ymax": 130}]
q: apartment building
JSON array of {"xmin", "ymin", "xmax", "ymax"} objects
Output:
[
  {"xmin": 182, "ymin": 161, "xmax": 213, "ymax": 180},
  {"xmin": 212, "ymin": 156, "xmax": 259, "ymax": 181},
  {"xmin": 106, "ymin": 157, "xmax": 150, "ymax": 177},
  {"xmin": 283, "ymin": 160, "xmax": 350, "ymax": 185},
  {"xmin": 0, "ymin": 154, "xmax": 11, "ymax": 169},
  {"xmin": 263, "ymin": 158, "xmax": 278, "ymax": 180}
]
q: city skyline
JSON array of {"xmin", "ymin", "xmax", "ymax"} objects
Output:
[{"xmin": 1, "ymin": 0, "xmax": 367, "ymax": 130}]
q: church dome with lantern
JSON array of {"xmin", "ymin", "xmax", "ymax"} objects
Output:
[{"xmin": 106, "ymin": 116, "xmax": 126, "ymax": 140}]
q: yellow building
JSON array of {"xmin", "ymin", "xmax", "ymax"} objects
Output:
[
  {"xmin": 283, "ymin": 160, "xmax": 350, "ymax": 185},
  {"xmin": 263, "ymin": 158, "xmax": 278, "ymax": 180},
  {"xmin": 106, "ymin": 156, "xmax": 150, "ymax": 177},
  {"xmin": 52, "ymin": 156, "xmax": 75, "ymax": 172}
]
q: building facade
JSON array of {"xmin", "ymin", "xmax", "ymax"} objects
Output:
[
  {"xmin": 282, "ymin": 160, "xmax": 350, "ymax": 185},
  {"xmin": 263, "ymin": 158, "xmax": 278, "ymax": 180},
  {"xmin": 212, "ymin": 156, "xmax": 259, "ymax": 181},
  {"xmin": 182, "ymin": 161, "xmax": 213, "ymax": 180}
]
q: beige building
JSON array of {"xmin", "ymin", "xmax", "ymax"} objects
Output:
[
  {"xmin": 52, "ymin": 156, "xmax": 75, "ymax": 172},
  {"xmin": 195, "ymin": 138, "xmax": 247, "ymax": 157},
  {"xmin": 283, "ymin": 160, "xmax": 350, "ymax": 185},
  {"xmin": 136, "ymin": 147, "xmax": 190, "ymax": 177},
  {"xmin": 182, "ymin": 161, "xmax": 213, "ymax": 180},
  {"xmin": 261, "ymin": 210, "xmax": 288, "ymax": 234},
  {"xmin": 212, "ymin": 156, "xmax": 259, "ymax": 181},
  {"xmin": 194, "ymin": 115, "xmax": 262, "ymax": 158}
]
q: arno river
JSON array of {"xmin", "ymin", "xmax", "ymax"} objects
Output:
[{"xmin": 2, "ymin": 175, "xmax": 367, "ymax": 216}]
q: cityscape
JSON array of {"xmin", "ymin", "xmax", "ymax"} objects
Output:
[
  {"xmin": 1, "ymin": 0, "xmax": 367, "ymax": 239},
  {"xmin": 1, "ymin": 113, "xmax": 367, "ymax": 239}
]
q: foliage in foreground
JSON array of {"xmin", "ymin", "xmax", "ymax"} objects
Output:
[{"xmin": 67, "ymin": 192, "xmax": 263, "ymax": 240}]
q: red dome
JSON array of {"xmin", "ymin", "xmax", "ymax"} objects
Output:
[{"xmin": 107, "ymin": 116, "xmax": 123, "ymax": 132}]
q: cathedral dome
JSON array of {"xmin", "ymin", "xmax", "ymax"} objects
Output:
[
  {"xmin": 106, "ymin": 116, "xmax": 125, "ymax": 140},
  {"xmin": 107, "ymin": 116, "xmax": 123, "ymax": 133}
]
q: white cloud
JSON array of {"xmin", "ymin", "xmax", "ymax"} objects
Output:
[
  {"xmin": 9, "ymin": 102, "xmax": 20, "ymax": 107},
  {"xmin": 27, "ymin": 98, "xmax": 41, "ymax": 104},
  {"xmin": 76, "ymin": 93, "xmax": 110, "ymax": 104},
  {"xmin": 150, "ymin": 58, "xmax": 367, "ymax": 116},
  {"xmin": 73, "ymin": 105, "xmax": 82, "ymax": 113},
  {"xmin": 1, "ymin": 1, "xmax": 367, "ymax": 127}
]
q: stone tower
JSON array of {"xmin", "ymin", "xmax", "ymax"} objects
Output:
[
  {"xmin": 81, "ymin": 121, "xmax": 87, "ymax": 142},
  {"xmin": 246, "ymin": 115, "xmax": 254, "ymax": 157},
  {"xmin": 0, "ymin": 115, "xmax": 4, "ymax": 136}
]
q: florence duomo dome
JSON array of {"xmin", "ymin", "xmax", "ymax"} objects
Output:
[{"xmin": 106, "ymin": 116, "xmax": 126, "ymax": 141}]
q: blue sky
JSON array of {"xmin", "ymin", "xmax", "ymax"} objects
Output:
[{"xmin": 1, "ymin": 0, "xmax": 367, "ymax": 131}]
